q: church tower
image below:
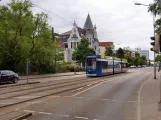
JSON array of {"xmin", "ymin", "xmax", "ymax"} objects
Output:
[{"xmin": 84, "ymin": 14, "xmax": 99, "ymax": 55}]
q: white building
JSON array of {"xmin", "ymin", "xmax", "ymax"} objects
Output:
[
  {"xmin": 134, "ymin": 48, "xmax": 149, "ymax": 60},
  {"xmin": 58, "ymin": 14, "xmax": 99, "ymax": 63}
]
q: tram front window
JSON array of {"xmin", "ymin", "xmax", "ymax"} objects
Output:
[{"xmin": 87, "ymin": 58, "xmax": 96, "ymax": 70}]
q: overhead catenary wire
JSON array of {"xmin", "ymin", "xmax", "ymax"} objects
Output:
[{"xmin": 32, "ymin": 3, "xmax": 73, "ymax": 24}]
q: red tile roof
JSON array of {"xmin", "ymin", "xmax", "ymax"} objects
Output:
[
  {"xmin": 58, "ymin": 39, "xmax": 67, "ymax": 46},
  {"xmin": 99, "ymin": 42, "xmax": 113, "ymax": 47},
  {"xmin": 60, "ymin": 27, "xmax": 85, "ymax": 36},
  {"xmin": 60, "ymin": 30, "xmax": 72, "ymax": 36}
]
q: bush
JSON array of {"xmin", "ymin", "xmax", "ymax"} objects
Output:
[{"xmin": 64, "ymin": 64, "xmax": 80, "ymax": 72}]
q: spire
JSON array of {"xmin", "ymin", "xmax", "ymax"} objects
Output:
[
  {"xmin": 73, "ymin": 20, "xmax": 77, "ymax": 26},
  {"xmin": 94, "ymin": 24, "xmax": 97, "ymax": 29},
  {"xmin": 84, "ymin": 14, "xmax": 93, "ymax": 30}
]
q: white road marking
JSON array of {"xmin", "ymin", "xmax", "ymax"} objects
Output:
[
  {"xmin": 63, "ymin": 96, "xmax": 73, "ymax": 98},
  {"xmin": 74, "ymin": 97, "xmax": 84, "ymax": 99},
  {"xmin": 112, "ymin": 100, "xmax": 117, "ymax": 102},
  {"xmin": 72, "ymin": 80, "xmax": 110, "ymax": 96},
  {"xmin": 77, "ymin": 87, "xmax": 83, "ymax": 90},
  {"xmin": 56, "ymin": 114, "xmax": 69, "ymax": 117},
  {"xmin": 39, "ymin": 112, "xmax": 52, "ymax": 115},
  {"xmin": 137, "ymin": 79, "xmax": 147, "ymax": 120},
  {"xmin": 74, "ymin": 116, "xmax": 89, "ymax": 119},
  {"xmin": 127, "ymin": 101, "xmax": 136, "ymax": 103},
  {"xmin": 27, "ymin": 101, "xmax": 42, "ymax": 104},
  {"xmin": 87, "ymin": 84, "xmax": 92, "ymax": 86},
  {"xmin": 23, "ymin": 110, "xmax": 35, "ymax": 113},
  {"xmin": 100, "ymin": 99, "xmax": 109, "ymax": 101}
]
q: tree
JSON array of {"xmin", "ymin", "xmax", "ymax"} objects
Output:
[
  {"xmin": 148, "ymin": 0, "xmax": 161, "ymax": 34},
  {"xmin": 0, "ymin": 0, "xmax": 63, "ymax": 73},
  {"xmin": 72, "ymin": 39, "xmax": 95, "ymax": 65},
  {"xmin": 105, "ymin": 47, "xmax": 113, "ymax": 56},
  {"xmin": 116, "ymin": 48, "xmax": 125, "ymax": 60},
  {"xmin": 156, "ymin": 55, "xmax": 161, "ymax": 62},
  {"xmin": 139, "ymin": 56, "xmax": 147, "ymax": 67},
  {"xmin": 116, "ymin": 48, "xmax": 125, "ymax": 71}
]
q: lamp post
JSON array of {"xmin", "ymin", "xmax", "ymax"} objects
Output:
[{"xmin": 134, "ymin": 2, "xmax": 156, "ymax": 79}]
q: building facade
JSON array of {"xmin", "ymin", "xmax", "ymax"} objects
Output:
[
  {"xmin": 99, "ymin": 42, "xmax": 113, "ymax": 58},
  {"xmin": 134, "ymin": 48, "xmax": 149, "ymax": 60},
  {"xmin": 59, "ymin": 14, "xmax": 99, "ymax": 62}
]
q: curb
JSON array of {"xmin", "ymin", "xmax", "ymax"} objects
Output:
[{"xmin": 11, "ymin": 112, "xmax": 32, "ymax": 120}]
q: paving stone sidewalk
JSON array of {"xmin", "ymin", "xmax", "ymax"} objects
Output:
[{"xmin": 141, "ymin": 72, "xmax": 161, "ymax": 120}]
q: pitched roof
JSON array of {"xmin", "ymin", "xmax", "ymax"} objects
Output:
[
  {"xmin": 60, "ymin": 27, "xmax": 85, "ymax": 36},
  {"xmin": 60, "ymin": 30, "xmax": 72, "ymax": 36},
  {"xmin": 99, "ymin": 42, "xmax": 113, "ymax": 47},
  {"xmin": 84, "ymin": 14, "xmax": 93, "ymax": 30}
]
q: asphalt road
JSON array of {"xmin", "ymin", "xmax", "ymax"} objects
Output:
[{"xmin": 9, "ymin": 67, "xmax": 152, "ymax": 120}]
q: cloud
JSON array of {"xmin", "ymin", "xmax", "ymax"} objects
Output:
[{"xmin": 1, "ymin": 0, "xmax": 155, "ymax": 59}]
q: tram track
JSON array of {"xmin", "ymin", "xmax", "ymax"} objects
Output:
[
  {"xmin": 0, "ymin": 72, "xmax": 128, "ymax": 95},
  {"xmin": 0, "ymin": 72, "xmax": 132, "ymax": 110}
]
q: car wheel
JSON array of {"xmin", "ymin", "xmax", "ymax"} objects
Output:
[{"xmin": 13, "ymin": 78, "xmax": 18, "ymax": 83}]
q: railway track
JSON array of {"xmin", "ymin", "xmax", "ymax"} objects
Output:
[{"xmin": 0, "ymin": 72, "xmax": 133, "ymax": 117}]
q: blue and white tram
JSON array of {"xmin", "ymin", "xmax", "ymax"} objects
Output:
[{"xmin": 86, "ymin": 56, "xmax": 128, "ymax": 77}]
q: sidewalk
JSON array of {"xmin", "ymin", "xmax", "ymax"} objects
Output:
[
  {"xmin": 140, "ymin": 72, "xmax": 161, "ymax": 120},
  {"xmin": 19, "ymin": 72, "xmax": 85, "ymax": 80}
]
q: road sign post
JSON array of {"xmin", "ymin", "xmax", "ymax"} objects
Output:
[{"xmin": 26, "ymin": 61, "xmax": 30, "ymax": 84}]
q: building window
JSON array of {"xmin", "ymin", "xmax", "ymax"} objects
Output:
[
  {"xmin": 77, "ymin": 42, "xmax": 79, "ymax": 46},
  {"xmin": 65, "ymin": 45, "xmax": 68, "ymax": 48},
  {"xmin": 71, "ymin": 42, "xmax": 73, "ymax": 48},
  {"xmin": 95, "ymin": 46, "xmax": 96, "ymax": 50}
]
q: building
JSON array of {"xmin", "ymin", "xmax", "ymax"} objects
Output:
[
  {"xmin": 134, "ymin": 48, "xmax": 149, "ymax": 60},
  {"xmin": 58, "ymin": 14, "xmax": 99, "ymax": 62},
  {"xmin": 99, "ymin": 42, "xmax": 113, "ymax": 58},
  {"xmin": 131, "ymin": 51, "xmax": 135, "ymax": 57}
]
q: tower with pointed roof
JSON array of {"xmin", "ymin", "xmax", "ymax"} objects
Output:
[
  {"xmin": 59, "ymin": 14, "xmax": 99, "ymax": 63},
  {"xmin": 83, "ymin": 14, "xmax": 99, "ymax": 55}
]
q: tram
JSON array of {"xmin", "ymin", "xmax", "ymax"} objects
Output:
[{"xmin": 86, "ymin": 56, "xmax": 128, "ymax": 77}]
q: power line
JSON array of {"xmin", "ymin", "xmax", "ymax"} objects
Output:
[{"xmin": 32, "ymin": 3, "xmax": 73, "ymax": 24}]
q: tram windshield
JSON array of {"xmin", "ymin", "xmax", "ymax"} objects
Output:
[{"xmin": 86, "ymin": 58, "xmax": 96, "ymax": 69}]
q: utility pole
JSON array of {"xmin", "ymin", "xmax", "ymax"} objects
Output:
[
  {"xmin": 52, "ymin": 27, "xmax": 57, "ymax": 69},
  {"xmin": 74, "ymin": 42, "xmax": 76, "ymax": 74},
  {"xmin": 153, "ymin": 14, "xmax": 157, "ymax": 79},
  {"xmin": 135, "ymin": 2, "xmax": 157, "ymax": 79}
]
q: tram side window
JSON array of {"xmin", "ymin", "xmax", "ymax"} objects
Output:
[
  {"xmin": 102, "ymin": 61, "xmax": 107, "ymax": 69},
  {"xmin": 87, "ymin": 58, "xmax": 96, "ymax": 69}
]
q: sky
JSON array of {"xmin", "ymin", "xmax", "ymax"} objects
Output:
[{"xmin": 1, "ymin": 0, "xmax": 155, "ymax": 59}]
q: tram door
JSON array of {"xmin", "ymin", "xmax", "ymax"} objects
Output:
[{"xmin": 96, "ymin": 61, "xmax": 101, "ymax": 76}]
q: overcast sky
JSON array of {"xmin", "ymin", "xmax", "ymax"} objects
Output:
[{"xmin": 1, "ymin": 0, "xmax": 154, "ymax": 59}]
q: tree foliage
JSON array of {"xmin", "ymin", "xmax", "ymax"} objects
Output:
[
  {"xmin": 0, "ymin": 0, "xmax": 64, "ymax": 73},
  {"xmin": 156, "ymin": 55, "xmax": 161, "ymax": 62},
  {"xmin": 72, "ymin": 39, "xmax": 95, "ymax": 64},
  {"xmin": 116, "ymin": 48, "xmax": 125, "ymax": 59},
  {"xmin": 148, "ymin": 0, "xmax": 161, "ymax": 33},
  {"xmin": 105, "ymin": 47, "xmax": 113, "ymax": 56}
]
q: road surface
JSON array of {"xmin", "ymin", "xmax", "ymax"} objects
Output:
[{"xmin": 0, "ymin": 68, "xmax": 153, "ymax": 120}]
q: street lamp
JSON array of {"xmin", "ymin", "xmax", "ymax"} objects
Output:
[
  {"xmin": 134, "ymin": 2, "xmax": 149, "ymax": 6},
  {"xmin": 134, "ymin": 2, "xmax": 157, "ymax": 79}
]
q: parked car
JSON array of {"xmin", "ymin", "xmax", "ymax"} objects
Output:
[
  {"xmin": 130, "ymin": 65, "xmax": 136, "ymax": 68},
  {"xmin": 0, "ymin": 70, "xmax": 19, "ymax": 84}
]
